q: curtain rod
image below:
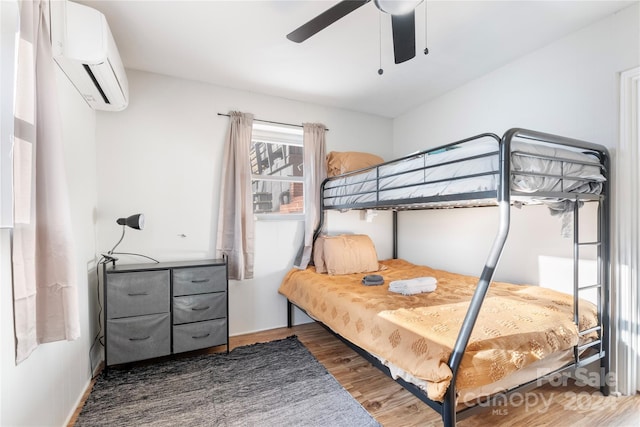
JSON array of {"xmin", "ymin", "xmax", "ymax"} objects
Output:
[{"xmin": 217, "ymin": 113, "xmax": 329, "ymax": 131}]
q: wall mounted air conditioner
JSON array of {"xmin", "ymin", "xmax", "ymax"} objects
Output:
[{"xmin": 50, "ymin": 1, "xmax": 129, "ymax": 111}]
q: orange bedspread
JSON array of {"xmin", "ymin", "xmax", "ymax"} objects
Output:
[{"xmin": 278, "ymin": 259, "xmax": 598, "ymax": 402}]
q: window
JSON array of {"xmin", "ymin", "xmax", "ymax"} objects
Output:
[{"xmin": 250, "ymin": 123, "xmax": 304, "ymax": 218}]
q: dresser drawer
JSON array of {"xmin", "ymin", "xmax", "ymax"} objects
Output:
[
  {"xmin": 106, "ymin": 313, "xmax": 171, "ymax": 365},
  {"xmin": 106, "ymin": 270, "xmax": 170, "ymax": 319},
  {"xmin": 173, "ymin": 318, "xmax": 227, "ymax": 353},
  {"xmin": 173, "ymin": 292, "xmax": 226, "ymax": 325},
  {"xmin": 173, "ymin": 266, "xmax": 226, "ymax": 296}
]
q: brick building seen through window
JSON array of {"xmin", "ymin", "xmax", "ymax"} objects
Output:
[{"xmin": 250, "ymin": 123, "xmax": 304, "ymax": 216}]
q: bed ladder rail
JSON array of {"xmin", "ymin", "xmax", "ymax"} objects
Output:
[{"xmin": 572, "ymin": 197, "xmax": 605, "ymax": 366}]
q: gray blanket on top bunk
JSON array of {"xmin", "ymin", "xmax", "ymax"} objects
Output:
[{"xmin": 323, "ymin": 139, "xmax": 605, "ymax": 236}]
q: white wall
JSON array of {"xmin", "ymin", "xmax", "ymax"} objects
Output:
[
  {"xmin": 391, "ymin": 4, "xmax": 640, "ymax": 285},
  {"xmin": 0, "ymin": 67, "xmax": 98, "ymax": 425},
  {"xmin": 94, "ymin": 70, "xmax": 394, "ymax": 335},
  {"xmin": 394, "ymin": 3, "xmax": 640, "ymax": 154}
]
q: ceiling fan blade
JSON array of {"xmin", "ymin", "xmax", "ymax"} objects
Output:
[
  {"xmin": 391, "ymin": 11, "xmax": 416, "ymax": 64},
  {"xmin": 287, "ymin": 0, "xmax": 370, "ymax": 43}
]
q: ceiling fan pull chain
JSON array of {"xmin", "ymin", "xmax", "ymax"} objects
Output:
[
  {"xmin": 424, "ymin": 0, "xmax": 429, "ymax": 55},
  {"xmin": 378, "ymin": 10, "xmax": 384, "ymax": 75}
]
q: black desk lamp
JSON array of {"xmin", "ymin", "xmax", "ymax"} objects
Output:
[
  {"xmin": 103, "ymin": 213, "xmax": 158, "ymax": 265},
  {"xmin": 116, "ymin": 213, "xmax": 144, "ymax": 231}
]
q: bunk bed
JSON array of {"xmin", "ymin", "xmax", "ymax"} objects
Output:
[{"xmin": 278, "ymin": 128, "xmax": 610, "ymax": 426}]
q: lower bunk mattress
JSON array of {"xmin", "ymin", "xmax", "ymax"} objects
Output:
[{"xmin": 278, "ymin": 259, "xmax": 598, "ymax": 404}]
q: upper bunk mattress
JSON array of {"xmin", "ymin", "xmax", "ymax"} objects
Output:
[
  {"xmin": 323, "ymin": 140, "xmax": 605, "ymax": 208},
  {"xmin": 278, "ymin": 259, "xmax": 598, "ymax": 403}
]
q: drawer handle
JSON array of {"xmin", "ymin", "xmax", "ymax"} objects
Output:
[
  {"xmin": 192, "ymin": 333, "xmax": 211, "ymax": 340},
  {"xmin": 191, "ymin": 279, "xmax": 210, "ymax": 283},
  {"xmin": 128, "ymin": 292, "xmax": 149, "ymax": 296},
  {"xmin": 191, "ymin": 306, "xmax": 210, "ymax": 311},
  {"xmin": 129, "ymin": 336, "xmax": 151, "ymax": 341}
]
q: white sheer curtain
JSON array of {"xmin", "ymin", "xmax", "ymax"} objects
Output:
[
  {"xmin": 13, "ymin": 0, "xmax": 79, "ymax": 363},
  {"xmin": 294, "ymin": 123, "xmax": 327, "ymax": 269},
  {"xmin": 216, "ymin": 111, "xmax": 255, "ymax": 280}
]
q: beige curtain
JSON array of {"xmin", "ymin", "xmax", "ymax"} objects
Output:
[
  {"xmin": 12, "ymin": 0, "xmax": 80, "ymax": 363},
  {"xmin": 216, "ymin": 111, "xmax": 255, "ymax": 280},
  {"xmin": 294, "ymin": 123, "xmax": 327, "ymax": 269}
]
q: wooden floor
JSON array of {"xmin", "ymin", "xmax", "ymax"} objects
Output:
[{"xmin": 70, "ymin": 322, "xmax": 640, "ymax": 427}]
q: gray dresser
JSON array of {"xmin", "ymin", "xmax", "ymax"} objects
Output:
[{"xmin": 104, "ymin": 259, "xmax": 228, "ymax": 367}]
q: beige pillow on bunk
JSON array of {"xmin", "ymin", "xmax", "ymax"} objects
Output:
[
  {"xmin": 322, "ymin": 234, "xmax": 380, "ymax": 275},
  {"xmin": 326, "ymin": 151, "xmax": 384, "ymax": 177},
  {"xmin": 313, "ymin": 236, "xmax": 327, "ymax": 274}
]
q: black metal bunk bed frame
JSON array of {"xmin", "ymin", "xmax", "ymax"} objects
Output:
[{"xmin": 286, "ymin": 128, "xmax": 610, "ymax": 426}]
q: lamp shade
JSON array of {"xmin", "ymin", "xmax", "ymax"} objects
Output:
[{"xmin": 116, "ymin": 213, "xmax": 145, "ymax": 230}]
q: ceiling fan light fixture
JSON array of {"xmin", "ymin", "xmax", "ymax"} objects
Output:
[{"xmin": 374, "ymin": 0, "xmax": 423, "ymax": 16}]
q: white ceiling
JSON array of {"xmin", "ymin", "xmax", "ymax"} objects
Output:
[{"xmin": 78, "ymin": 0, "xmax": 635, "ymax": 118}]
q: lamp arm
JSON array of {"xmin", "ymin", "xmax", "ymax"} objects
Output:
[{"xmin": 108, "ymin": 226, "xmax": 126, "ymax": 255}]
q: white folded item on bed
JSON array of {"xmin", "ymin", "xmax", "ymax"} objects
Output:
[{"xmin": 389, "ymin": 277, "xmax": 438, "ymax": 295}]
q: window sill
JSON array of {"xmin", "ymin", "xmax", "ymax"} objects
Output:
[{"xmin": 254, "ymin": 213, "xmax": 305, "ymax": 221}]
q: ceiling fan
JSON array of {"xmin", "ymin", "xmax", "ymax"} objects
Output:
[{"xmin": 287, "ymin": 0, "xmax": 424, "ymax": 65}]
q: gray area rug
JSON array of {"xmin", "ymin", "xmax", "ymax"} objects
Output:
[{"xmin": 75, "ymin": 336, "xmax": 380, "ymax": 426}]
